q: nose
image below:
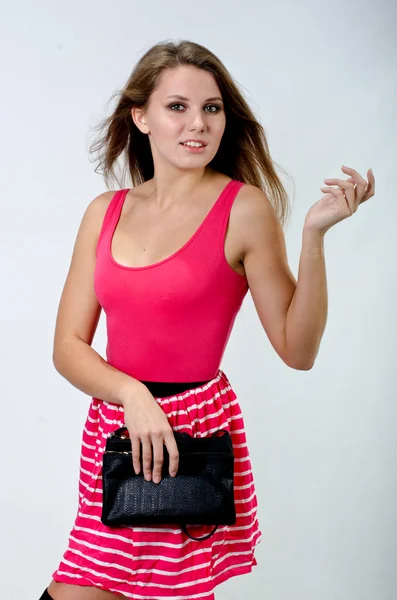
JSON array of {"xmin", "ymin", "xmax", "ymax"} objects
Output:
[{"xmin": 188, "ymin": 110, "xmax": 205, "ymax": 131}]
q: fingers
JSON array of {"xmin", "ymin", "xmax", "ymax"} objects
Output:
[
  {"xmin": 141, "ymin": 435, "xmax": 153, "ymax": 481},
  {"xmin": 341, "ymin": 165, "xmax": 367, "ymax": 187},
  {"xmin": 131, "ymin": 433, "xmax": 153, "ymax": 480},
  {"xmin": 131, "ymin": 435, "xmax": 142, "ymax": 476},
  {"xmin": 324, "ymin": 166, "xmax": 375, "ymax": 209},
  {"xmin": 151, "ymin": 432, "xmax": 164, "ymax": 484},
  {"xmin": 131, "ymin": 431, "xmax": 179, "ymax": 484},
  {"xmin": 363, "ymin": 168, "xmax": 376, "ymax": 200},
  {"xmin": 164, "ymin": 430, "xmax": 179, "ymax": 479},
  {"xmin": 341, "ymin": 165, "xmax": 376, "ymax": 203},
  {"xmin": 323, "ymin": 178, "xmax": 356, "ymax": 191},
  {"xmin": 320, "ymin": 183, "xmax": 355, "ymax": 215}
]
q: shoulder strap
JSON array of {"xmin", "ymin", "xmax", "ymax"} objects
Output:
[
  {"xmin": 219, "ymin": 180, "xmax": 245, "ymax": 238},
  {"xmin": 96, "ymin": 189, "xmax": 129, "ymax": 253},
  {"xmin": 186, "ymin": 179, "xmax": 245, "ymax": 248}
]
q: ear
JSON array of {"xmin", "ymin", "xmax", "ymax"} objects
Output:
[{"xmin": 131, "ymin": 106, "xmax": 150, "ymax": 134}]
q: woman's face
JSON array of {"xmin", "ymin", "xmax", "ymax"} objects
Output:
[{"xmin": 132, "ymin": 65, "xmax": 226, "ymax": 172}]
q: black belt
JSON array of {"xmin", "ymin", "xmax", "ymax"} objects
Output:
[{"xmin": 138, "ymin": 379, "xmax": 213, "ymax": 398}]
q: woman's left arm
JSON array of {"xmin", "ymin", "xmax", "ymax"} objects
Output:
[
  {"xmin": 241, "ymin": 166, "xmax": 375, "ymax": 371},
  {"xmin": 283, "ymin": 227, "xmax": 327, "ymax": 370}
]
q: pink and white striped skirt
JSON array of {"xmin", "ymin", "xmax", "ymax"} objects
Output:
[{"xmin": 52, "ymin": 369, "xmax": 262, "ymax": 599}]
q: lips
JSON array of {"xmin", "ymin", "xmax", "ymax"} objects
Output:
[{"xmin": 180, "ymin": 140, "xmax": 207, "ymax": 146}]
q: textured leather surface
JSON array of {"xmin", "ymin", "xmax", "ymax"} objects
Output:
[{"xmin": 101, "ymin": 428, "xmax": 236, "ymax": 539}]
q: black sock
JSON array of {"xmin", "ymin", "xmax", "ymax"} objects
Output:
[{"xmin": 39, "ymin": 589, "xmax": 53, "ymax": 599}]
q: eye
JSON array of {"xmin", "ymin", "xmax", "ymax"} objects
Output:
[
  {"xmin": 168, "ymin": 103, "xmax": 222, "ymax": 113},
  {"xmin": 206, "ymin": 104, "xmax": 222, "ymax": 113}
]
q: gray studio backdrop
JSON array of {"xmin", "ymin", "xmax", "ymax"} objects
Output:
[{"xmin": 1, "ymin": 0, "xmax": 395, "ymax": 599}]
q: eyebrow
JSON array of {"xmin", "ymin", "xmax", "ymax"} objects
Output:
[{"xmin": 166, "ymin": 94, "xmax": 223, "ymax": 102}]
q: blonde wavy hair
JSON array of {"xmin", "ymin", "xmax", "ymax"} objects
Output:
[{"xmin": 88, "ymin": 39, "xmax": 294, "ymax": 228}]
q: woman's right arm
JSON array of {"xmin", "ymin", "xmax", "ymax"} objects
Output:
[
  {"xmin": 52, "ymin": 192, "xmax": 179, "ymax": 482},
  {"xmin": 52, "ymin": 191, "xmax": 145, "ymax": 405}
]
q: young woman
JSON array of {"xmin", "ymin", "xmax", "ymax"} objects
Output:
[{"xmin": 40, "ymin": 39, "xmax": 375, "ymax": 600}]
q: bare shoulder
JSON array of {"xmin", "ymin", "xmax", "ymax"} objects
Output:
[
  {"xmin": 79, "ymin": 189, "xmax": 125, "ymax": 244},
  {"xmin": 236, "ymin": 183, "xmax": 278, "ymax": 220},
  {"xmin": 234, "ymin": 182, "xmax": 298, "ymax": 367},
  {"xmin": 52, "ymin": 190, "xmax": 118, "ymax": 358},
  {"xmin": 84, "ymin": 189, "xmax": 117, "ymax": 223},
  {"xmin": 233, "ymin": 183, "xmax": 281, "ymax": 259}
]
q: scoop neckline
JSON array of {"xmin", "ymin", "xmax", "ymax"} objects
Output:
[{"xmin": 108, "ymin": 179, "xmax": 236, "ymax": 271}]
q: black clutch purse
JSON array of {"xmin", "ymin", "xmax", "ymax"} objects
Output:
[{"xmin": 101, "ymin": 426, "xmax": 236, "ymax": 541}]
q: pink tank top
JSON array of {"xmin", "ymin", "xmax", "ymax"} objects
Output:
[{"xmin": 94, "ymin": 179, "xmax": 249, "ymax": 382}]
